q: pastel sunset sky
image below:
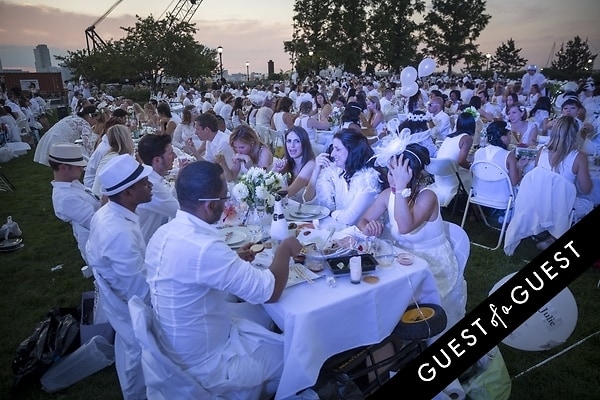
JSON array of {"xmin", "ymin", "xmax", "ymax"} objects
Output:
[{"xmin": 0, "ymin": 0, "xmax": 599, "ymax": 75}]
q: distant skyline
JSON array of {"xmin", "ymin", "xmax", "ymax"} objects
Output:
[{"xmin": 1, "ymin": 0, "xmax": 599, "ymax": 76}]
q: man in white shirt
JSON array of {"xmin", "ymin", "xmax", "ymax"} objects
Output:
[
  {"xmin": 213, "ymin": 92, "xmax": 230, "ymax": 116},
  {"xmin": 144, "ymin": 160, "xmax": 302, "ymax": 398},
  {"xmin": 521, "ymin": 65, "xmax": 546, "ymax": 96},
  {"xmin": 182, "ymin": 90, "xmax": 195, "ymax": 107},
  {"xmin": 192, "ymin": 113, "xmax": 234, "ymax": 167},
  {"xmin": 48, "ymin": 143, "xmax": 100, "ymax": 263},
  {"xmin": 477, "ymin": 90, "xmax": 502, "ymax": 121},
  {"xmin": 427, "ymin": 96, "xmax": 452, "ymax": 141},
  {"xmin": 136, "ymin": 134, "xmax": 179, "ymax": 243},
  {"xmin": 176, "ymin": 80, "xmax": 187, "ymax": 102},
  {"xmin": 86, "ymin": 154, "xmax": 153, "ymax": 400}
]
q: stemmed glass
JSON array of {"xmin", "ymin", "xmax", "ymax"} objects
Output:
[{"xmin": 246, "ymin": 208, "xmax": 263, "ymax": 243}]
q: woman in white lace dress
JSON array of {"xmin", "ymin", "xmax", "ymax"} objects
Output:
[
  {"xmin": 356, "ymin": 142, "xmax": 463, "ymax": 328},
  {"xmin": 34, "ymin": 105, "xmax": 98, "ymax": 166},
  {"xmin": 173, "ymin": 105, "xmax": 198, "ymax": 149},
  {"xmin": 303, "ymin": 129, "xmax": 384, "ymax": 225}
]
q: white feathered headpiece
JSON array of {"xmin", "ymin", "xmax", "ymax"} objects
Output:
[{"xmin": 371, "ymin": 128, "xmax": 432, "ymax": 167}]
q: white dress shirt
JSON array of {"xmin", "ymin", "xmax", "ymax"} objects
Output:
[
  {"xmin": 431, "ymin": 110, "xmax": 452, "ymax": 141},
  {"xmin": 144, "ymin": 210, "xmax": 282, "ymax": 397},
  {"xmin": 86, "ymin": 201, "xmax": 150, "ymax": 303},
  {"xmin": 137, "ymin": 170, "xmax": 179, "ymax": 244},
  {"xmin": 205, "ymin": 130, "xmax": 234, "ymax": 168},
  {"xmin": 51, "ymin": 179, "xmax": 101, "ymax": 262},
  {"xmin": 83, "ymin": 135, "xmax": 110, "ymax": 188}
]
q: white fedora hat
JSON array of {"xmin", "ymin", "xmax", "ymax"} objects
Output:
[
  {"xmin": 99, "ymin": 154, "xmax": 152, "ymax": 196},
  {"xmin": 48, "ymin": 143, "xmax": 87, "ymax": 167}
]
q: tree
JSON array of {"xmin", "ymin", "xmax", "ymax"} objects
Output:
[
  {"xmin": 421, "ymin": 0, "xmax": 491, "ymax": 74},
  {"xmin": 56, "ymin": 15, "xmax": 218, "ymax": 91},
  {"xmin": 490, "ymin": 38, "xmax": 527, "ymax": 74},
  {"xmin": 364, "ymin": 0, "xmax": 426, "ymax": 74},
  {"xmin": 551, "ymin": 36, "xmax": 597, "ymax": 75}
]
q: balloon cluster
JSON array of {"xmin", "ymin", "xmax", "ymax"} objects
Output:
[{"xmin": 399, "ymin": 58, "xmax": 436, "ymax": 97}]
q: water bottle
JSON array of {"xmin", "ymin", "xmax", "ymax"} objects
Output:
[{"xmin": 270, "ymin": 195, "xmax": 289, "ymax": 246}]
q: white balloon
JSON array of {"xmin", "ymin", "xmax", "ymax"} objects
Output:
[
  {"xmin": 400, "ymin": 66, "xmax": 418, "ymax": 85},
  {"xmin": 400, "ymin": 81, "xmax": 419, "ymax": 97},
  {"xmin": 418, "ymin": 58, "xmax": 436, "ymax": 78},
  {"xmin": 489, "ymin": 273, "xmax": 578, "ymax": 351}
]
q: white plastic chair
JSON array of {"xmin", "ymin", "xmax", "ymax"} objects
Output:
[
  {"xmin": 442, "ymin": 221, "xmax": 470, "ymax": 330},
  {"xmin": 128, "ymin": 296, "xmax": 214, "ymax": 399},
  {"xmin": 426, "ymin": 157, "xmax": 467, "ymax": 218},
  {"xmin": 460, "ymin": 160, "xmax": 515, "ymax": 250}
]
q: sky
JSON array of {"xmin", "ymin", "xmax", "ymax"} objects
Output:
[{"xmin": 0, "ymin": 0, "xmax": 599, "ymax": 76}]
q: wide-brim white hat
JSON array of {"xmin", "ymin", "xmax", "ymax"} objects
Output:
[
  {"xmin": 48, "ymin": 143, "xmax": 87, "ymax": 167},
  {"xmin": 99, "ymin": 154, "xmax": 152, "ymax": 196}
]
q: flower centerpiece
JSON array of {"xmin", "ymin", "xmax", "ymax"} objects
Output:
[
  {"xmin": 328, "ymin": 106, "xmax": 344, "ymax": 128},
  {"xmin": 232, "ymin": 167, "xmax": 288, "ymax": 211},
  {"xmin": 463, "ymin": 106, "xmax": 481, "ymax": 121}
]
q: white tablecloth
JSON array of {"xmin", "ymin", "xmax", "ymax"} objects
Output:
[{"xmin": 262, "ymin": 252, "xmax": 440, "ymax": 399}]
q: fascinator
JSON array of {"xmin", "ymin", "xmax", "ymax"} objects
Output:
[{"xmin": 371, "ymin": 128, "xmax": 432, "ymax": 167}]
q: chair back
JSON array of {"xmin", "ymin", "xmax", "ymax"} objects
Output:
[
  {"xmin": 469, "ymin": 161, "xmax": 514, "ymax": 209},
  {"xmin": 426, "ymin": 157, "xmax": 461, "ymax": 207},
  {"xmin": 93, "ymin": 271, "xmax": 133, "ymax": 336},
  {"xmin": 128, "ymin": 296, "xmax": 213, "ymax": 399}
]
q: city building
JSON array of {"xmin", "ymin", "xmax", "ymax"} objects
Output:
[{"xmin": 34, "ymin": 44, "xmax": 52, "ymax": 72}]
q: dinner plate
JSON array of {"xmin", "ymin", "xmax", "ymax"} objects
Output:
[
  {"xmin": 0, "ymin": 238, "xmax": 22, "ymax": 249},
  {"xmin": 286, "ymin": 205, "xmax": 330, "ymax": 221},
  {"xmin": 0, "ymin": 243, "xmax": 24, "ymax": 252},
  {"xmin": 219, "ymin": 228, "xmax": 249, "ymax": 246}
]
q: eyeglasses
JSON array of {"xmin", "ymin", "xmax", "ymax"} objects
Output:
[{"xmin": 197, "ymin": 192, "xmax": 231, "ymax": 202}]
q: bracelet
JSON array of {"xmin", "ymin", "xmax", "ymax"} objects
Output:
[{"xmin": 396, "ymin": 188, "xmax": 411, "ymax": 198}]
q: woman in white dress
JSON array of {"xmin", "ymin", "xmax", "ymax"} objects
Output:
[
  {"xmin": 34, "ymin": 105, "xmax": 99, "ymax": 166},
  {"xmin": 271, "ymin": 126, "xmax": 316, "ymax": 203},
  {"xmin": 437, "ymin": 111, "xmax": 476, "ymax": 189},
  {"xmin": 91, "ymin": 124, "xmax": 136, "ymax": 196},
  {"xmin": 303, "ymin": 129, "xmax": 384, "ymax": 225},
  {"xmin": 356, "ymin": 141, "xmax": 463, "ymax": 329},
  {"xmin": 270, "ymin": 96, "xmax": 295, "ymax": 132},
  {"xmin": 533, "ymin": 116, "xmax": 593, "ymax": 249},
  {"xmin": 365, "ymin": 96, "xmax": 386, "ymax": 137},
  {"xmin": 506, "ymin": 102, "xmax": 538, "ymax": 147},
  {"xmin": 216, "ymin": 125, "xmax": 273, "ymax": 182},
  {"xmin": 172, "ymin": 105, "xmax": 198, "ymax": 149}
]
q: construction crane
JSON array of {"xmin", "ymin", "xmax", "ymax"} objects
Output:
[
  {"xmin": 85, "ymin": 0, "xmax": 203, "ymax": 54},
  {"xmin": 85, "ymin": 0, "xmax": 125, "ymax": 54},
  {"xmin": 159, "ymin": 0, "xmax": 204, "ymax": 24}
]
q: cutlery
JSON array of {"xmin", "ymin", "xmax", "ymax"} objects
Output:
[{"xmin": 293, "ymin": 265, "xmax": 314, "ymax": 284}]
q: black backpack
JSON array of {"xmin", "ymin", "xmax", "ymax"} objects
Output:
[{"xmin": 11, "ymin": 307, "xmax": 81, "ymax": 391}]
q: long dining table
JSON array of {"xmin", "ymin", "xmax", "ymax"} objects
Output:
[{"xmin": 261, "ymin": 247, "xmax": 441, "ymax": 399}]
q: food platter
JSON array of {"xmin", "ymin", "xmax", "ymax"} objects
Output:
[{"xmin": 297, "ymin": 230, "xmax": 356, "ymax": 259}]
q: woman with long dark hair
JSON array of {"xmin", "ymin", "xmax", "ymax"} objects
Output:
[{"xmin": 303, "ymin": 128, "xmax": 383, "ymax": 225}]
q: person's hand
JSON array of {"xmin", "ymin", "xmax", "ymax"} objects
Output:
[
  {"xmin": 388, "ymin": 154, "xmax": 412, "ymax": 189},
  {"xmin": 361, "ymin": 220, "xmax": 384, "ymax": 237},
  {"xmin": 280, "ymin": 236, "xmax": 303, "ymax": 257},
  {"xmin": 237, "ymin": 242, "xmax": 256, "ymax": 262},
  {"xmin": 214, "ymin": 153, "xmax": 226, "ymax": 166},
  {"xmin": 315, "ymin": 152, "xmax": 332, "ymax": 169},
  {"xmin": 233, "ymin": 153, "xmax": 252, "ymax": 165},
  {"xmin": 272, "ymin": 158, "xmax": 287, "ymax": 172}
]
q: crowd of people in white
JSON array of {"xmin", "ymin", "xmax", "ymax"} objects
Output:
[{"xmin": 3, "ymin": 65, "xmax": 599, "ymax": 399}]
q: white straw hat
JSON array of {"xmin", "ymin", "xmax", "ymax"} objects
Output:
[
  {"xmin": 99, "ymin": 154, "xmax": 152, "ymax": 196},
  {"xmin": 48, "ymin": 143, "xmax": 88, "ymax": 167}
]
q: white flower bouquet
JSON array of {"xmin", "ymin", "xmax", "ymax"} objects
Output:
[
  {"xmin": 328, "ymin": 106, "xmax": 344, "ymax": 127},
  {"xmin": 232, "ymin": 167, "xmax": 288, "ymax": 209}
]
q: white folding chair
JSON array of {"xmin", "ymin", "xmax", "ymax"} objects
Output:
[
  {"xmin": 460, "ymin": 160, "xmax": 515, "ymax": 250},
  {"xmin": 426, "ymin": 157, "xmax": 467, "ymax": 218},
  {"xmin": 128, "ymin": 296, "xmax": 213, "ymax": 399}
]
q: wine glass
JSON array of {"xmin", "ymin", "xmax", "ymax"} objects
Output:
[
  {"xmin": 374, "ymin": 239, "xmax": 395, "ymax": 268},
  {"xmin": 245, "ymin": 208, "xmax": 263, "ymax": 243},
  {"xmin": 277, "ymin": 180, "xmax": 289, "ymax": 209}
]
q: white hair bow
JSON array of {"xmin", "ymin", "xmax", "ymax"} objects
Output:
[{"xmin": 371, "ymin": 128, "xmax": 432, "ymax": 167}]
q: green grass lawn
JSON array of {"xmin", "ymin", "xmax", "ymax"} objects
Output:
[{"xmin": 1, "ymin": 149, "xmax": 599, "ymax": 399}]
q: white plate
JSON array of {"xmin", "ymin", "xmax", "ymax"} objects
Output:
[
  {"xmin": 219, "ymin": 228, "xmax": 249, "ymax": 246},
  {"xmin": 286, "ymin": 264, "xmax": 321, "ymax": 288},
  {"xmin": 0, "ymin": 243, "xmax": 24, "ymax": 252},
  {"xmin": 286, "ymin": 205, "xmax": 330, "ymax": 221},
  {"xmin": 0, "ymin": 238, "xmax": 22, "ymax": 249}
]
